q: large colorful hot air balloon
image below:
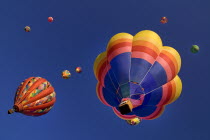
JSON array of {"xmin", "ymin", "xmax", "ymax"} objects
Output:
[
  {"xmin": 8, "ymin": 77, "xmax": 56, "ymax": 116},
  {"xmin": 93, "ymin": 30, "xmax": 182, "ymax": 124}
]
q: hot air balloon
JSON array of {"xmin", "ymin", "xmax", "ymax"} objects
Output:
[
  {"xmin": 75, "ymin": 67, "xmax": 82, "ymax": 73},
  {"xmin": 24, "ymin": 26, "xmax": 31, "ymax": 32},
  {"xmin": 126, "ymin": 117, "xmax": 141, "ymax": 125},
  {"xmin": 191, "ymin": 45, "xmax": 199, "ymax": 53},
  {"xmin": 48, "ymin": 17, "xmax": 53, "ymax": 22},
  {"xmin": 160, "ymin": 17, "xmax": 168, "ymax": 24},
  {"xmin": 8, "ymin": 77, "xmax": 56, "ymax": 116},
  {"xmin": 93, "ymin": 30, "xmax": 182, "ymax": 125},
  {"xmin": 62, "ymin": 70, "xmax": 71, "ymax": 79}
]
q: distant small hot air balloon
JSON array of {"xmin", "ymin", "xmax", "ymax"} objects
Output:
[
  {"xmin": 160, "ymin": 17, "xmax": 168, "ymax": 24},
  {"xmin": 75, "ymin": 67, "xmax": 82, "ymax": 73},
  {"xmin": 62, "ymin": 70, "xmax": 71, "ymax": 79},
  {"xmin": 126, "ymin": 117, "xmax": 141, "ymax": 125},
  {"xmin": 24, "ymin": 26, "xmax": 31, "ymax": 32},
  {"xmin": 48, "ymin": 17, "xmax": 53, "ymax": 22},
  {"xmin": 8, "ymin": 77, "xmax": 56, "ymax": 116},
  {"xmin": 191, "ymin": 45, "xmax": 199, "ymax": 53}
]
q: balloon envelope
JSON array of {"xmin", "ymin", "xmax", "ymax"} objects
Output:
[
  {"xmin": 62, "ymin": 70, "xmax": 71, "ymax": 79},
  {"xmin": 94, "ymin": 30, "xmax": 182, "ymax": 121},
  {"xmin": 24, "ymin": 26, "xmax": 31, "ymax": 32},
  {"xmin": 8, "ymin": 77, "xmax": 56, "ymax": 116},
  {"xmin": 191, "ymin": 45, "xmax": 199, "ymax": 53},
  {"xmin": 48, "ymin": 17, "xmax": 53, "ymax": 22},
  {"xmin": 75, "ymin": 67, "xmax": 82, "ymax": 73},
  {"xmin": 160, "ymin": 17, "xmax": 168, "ymax": 24}
]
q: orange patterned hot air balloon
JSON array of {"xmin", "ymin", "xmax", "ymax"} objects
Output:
[{"xmin": 8, "ymin": 77, "xmax": 56, "ymax": 116}]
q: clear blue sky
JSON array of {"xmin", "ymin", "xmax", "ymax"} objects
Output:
[{"xmin": 0, "ymin": 0, "xmax": 210, "ymax": 140}]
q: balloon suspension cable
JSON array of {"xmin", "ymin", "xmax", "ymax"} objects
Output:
[{"xmin": 8, "ymin": 109, "xmax": 15, "ymax": 114}]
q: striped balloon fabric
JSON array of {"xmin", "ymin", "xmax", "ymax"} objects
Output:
[
  {"xmin": 8, "ymin": 77, "xmax": 56, "ymax": 116},
  {"xmin": 94, "ymin": 30, "xmax": 182, "ymax": 121}
]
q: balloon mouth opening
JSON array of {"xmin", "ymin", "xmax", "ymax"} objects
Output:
[{"xmin": 119, "ymin": 100, "xmax": 133, "ymax": 115}]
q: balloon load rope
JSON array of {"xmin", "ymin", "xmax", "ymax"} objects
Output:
[{"xmin": 116, "ymin": 90, "xmax": 123, "ymax": 99}]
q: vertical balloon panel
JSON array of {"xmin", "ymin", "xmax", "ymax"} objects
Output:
[
  {"xmin": 140, "ymin": 47, "xmax": 181, "ymax": 93},
  {"xmin": 94, "ymin": 52, "xmax": 118, "ymax": 94},
  {"xmin": 94, "ymin": 52, "xmax": 121, "ymax": 106},
  {"xmin": 141, "ymin": 87, "xmax": 163, "ymax": 106},
  {"xmin": 96, "ymin": 83, "xmax": 111, "ymax": 107},
  {"xmin": 130, "ymin": 30, "xmax": 163, "ymax": 84},
  {"xmin": 102, "ymin": 87, "xmax": 120, "ymax": 107},
  {"xmin": 106, "ymin": 33, "xmax": 133, "ymax": 86},
  {"xmin": 140, "ymin": 62, "xmax": 167, "ymax": 93}
]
